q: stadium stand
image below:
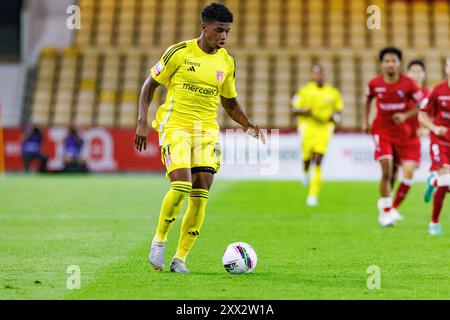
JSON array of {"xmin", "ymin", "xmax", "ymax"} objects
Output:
[{"xmin": 28, "ymin": 0, "xmax": 450, "ymax": 130}]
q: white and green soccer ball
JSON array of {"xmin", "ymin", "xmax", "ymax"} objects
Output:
[{"xmin": 222, "ymin": 242, "xmax": 257, "ymax": 274}]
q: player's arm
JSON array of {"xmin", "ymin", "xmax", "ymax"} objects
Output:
[
  {"xmin": 419, "ymin": 111, "xmax": 447, "ymax": 136},
  {"xmin": 392, "ymin": 85, "xmax": 425, "ymax": 124},
  {"xmin": 330, "ymin": 89, "xmax": 344, "ymax": 125},
  {"xmin": 419, "ymin": 91, "xmax": 447, "ymax": 137},
  {"xmin": 134, "ymin": 43, "xmax": 183, "ymax": 151},
  {"xmin": 392, "ymin": 107, "xmax": 418, "ymax": 124},
  {"xmin": 221, "ymin": 96, "xmax": 266, "ymax": 144},
  {"xmin": 290, "ymin": 89, "xmax": 311, "ymax": 117},
  {"xmin": 134, "ymin": 76, "xmax": 161, "ymax": 152},
  {"xmin": 291, "ymin": 107, "xmax": 311, "ymax": 117},
  {"xmin": 362, "ymin": 97, "xmax": 372, "ymax": 134},
  {"xmin": 362, "ymin": 83, "xmax": 374, "ymax": 134}
]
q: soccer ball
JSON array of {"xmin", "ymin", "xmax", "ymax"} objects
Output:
[{"xmin": 222, "ymin": 242, "xmax": 257, "ymax": 274}]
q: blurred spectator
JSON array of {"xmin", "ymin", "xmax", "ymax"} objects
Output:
[
  {"xmin": 21, "ymin": 125, "xmax": 48, "ymax": 173},
  {"xmin": 63, "ymin": 127, "xmax": 88, "ymax": 173}
]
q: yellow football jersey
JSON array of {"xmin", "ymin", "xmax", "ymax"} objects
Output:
[
  {"xmin": 150, "ymin": 39, "xmax": 237, "ymax": 134},
  {"xmin": 292, "ymin": 81, "xmax": 343, "ymax": 129}
]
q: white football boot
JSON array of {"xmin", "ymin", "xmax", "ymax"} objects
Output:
[
  {"xmin": 306, "ymin": 195, "xmax": 318, "ymax": 207},
  {"xmin": 378, "ymin": 211, "xmax": 395, "ymax": 227},
  {"xmin": 149, "ymin": 241, "xmax": 166, "ymax": 270},
  {"xmin": 390, "ymin": 208, "xmax": 405, "ymax": 221}
]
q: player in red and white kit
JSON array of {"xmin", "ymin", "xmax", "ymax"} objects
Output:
[
  {"xmin": 419, "ymin": 57, "xmax": 450, "ymax": 235},
  {"xmin": 390, "ymin": 60, "xmax": 429, "ymax": 219},
  {"xmin": 363, "ymin": 47, "xmax": 425, "ymax": 227}
]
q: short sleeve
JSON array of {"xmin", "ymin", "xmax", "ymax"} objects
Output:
[
  {"xmin": 365, "ymin": 80, "xmax": 375, "ymax": 102},
  {"xmin": 409, "ymin": 80, "xmax": 425, "ymax": 104},
  {"xmin": 420, "ymin": 88, "xmax": 437, "ymax": 116},
  {"xmin": 291, "ymin": 88, "xmax": 303, "ymax": 108},
  {"xmin": 221, "ymin": 56, "xmax": 238, "ymax": 99},
  {"xmin": 334, "ymin": 89, "xmax": 344, "ymax": 112},
  {"xmin": 150, "ymin": 42, "xmax": 186, "ymax": 87},
  {"xmin": 292, "ymin": 87, "xmax": 308, "ymax": 109}
]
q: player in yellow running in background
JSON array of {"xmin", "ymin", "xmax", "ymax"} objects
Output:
[
  {"xmin": 291, "ymin": 65, "xmax": 344, "ymax": 206},
  {"xmin": 134, "ymin": 3, "xmax": 265, "ymax": 273}
]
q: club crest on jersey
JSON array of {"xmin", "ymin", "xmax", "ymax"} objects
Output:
[
  {"xmin": 165, "ymin": 155, "xmax": 172, "ymax": 167},
  {"xmin": 216, "ymin": 70, "xmax": 224, "ymax": 82},
  {"xmin": 397, "ymin": 90, "xmax": 405, "ymax": 98}
]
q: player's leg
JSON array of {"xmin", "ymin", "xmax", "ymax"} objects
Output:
[
  {"xmin": 429, "ymin": 166, "xmax": 450, "ymax": 235},
  {"xmin": 425, "ymin": 143, "xmax": 442, "ymax": 202},
  {"xmin": 307, "ymin": 152, "xmax": 323, "ymax": 206},
  {"xmin": 301, "ymin": 132, "xmax": 312, "ymax": 187},
  {"xmin": 373, "ymin": 134, "xmax": 395, "ymax": 226},
  {"xmin": 391, "ymin": 161, "xmax": 417, "ymax": 220},
  {"xmin": 149, "ymin": 130, "xmax": 193, "ymax": 270},
  {"xmin": 391, "ymin": 162, "xmax": 398, "ymax": 193},
  {"xmin": 392, "ymin": 138, "xmax": 421, "ymax": 219},
  {"xmin": 306, "ymin": 128, "xmax": 330, "ymax": 206},
  {"xmin": 171, "ymin": 129, "xmax": 221, "ymax": 272},
  {"xmin": 377, "ymin": 158, "xmax": 395, "ymax": 227},
  {"xmin": 172, "ymin": 170, "xmax": 214, "ymax": 272},
  {"xmin": 38, "ymin": 153, "xmax": 48, "ymax": 172},
  {"xmin": 427, "ymin": 141, "xmax": 450, "ymax": 235},
  {"xmin": 424, "ymin": 170, "xmax": 438, "ymax": 203},
  {"xmin": 22, "ymin": 153, "xmax": 32, "ymax": 173},
  {"xmin": 302, "ymin": 159, "xmax": 311, "ymax": 186}
]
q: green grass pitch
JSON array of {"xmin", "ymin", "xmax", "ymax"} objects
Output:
[{"xmin": 0, "ymin": 174, "xmax": 449, "ymax": 300}]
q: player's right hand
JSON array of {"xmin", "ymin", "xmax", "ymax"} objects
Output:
[
  {"xmin": 134, "ymin": 120, "xmax": 150, "ymax": 152},
  {"xmin": 391, "ymin": 112, "xmax": 407, "ymax": 124},
  {"xmin": 432, "ymin": 126, "xmax": 448, "ymax": 137},
  {"xmin": 362, "ymin": 123, "xmax": 371, "ymax": 134}
]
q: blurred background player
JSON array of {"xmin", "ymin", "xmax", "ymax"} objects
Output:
[
  {"xmin": 63, "ymin": 126, "xmax": 88, "ymax": 173},
  {"xmin": 134, "ymin": 3, "xmax": 265, "ymax": 273},
  {"xmin": 363, "ymin": 47, "xmax": 425, "ymax": 227},
  {"xmin": 419, "ymin": 57, "xmax": 450, "ymax": 235},
  {"xmin": 291, "ymin": 65, "xmax": 343, "ymax": 206},
  {"xmin": 21, "ymin": 125, "xmax": 48, "ymax": 173},
  {"xmin": 390, "ymin": 60, "xmax": 429, "ymax": 219}
]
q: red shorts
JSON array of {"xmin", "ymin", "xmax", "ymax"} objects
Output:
[
  {"xmin": 373, "ymin": 134, "xmax": 421, "ymax": 165},
  {"xmin": 429, "ymin": 139, "xmax": 450, "ymax": 171}
]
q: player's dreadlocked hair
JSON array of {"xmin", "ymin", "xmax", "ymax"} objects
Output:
[
  {"xmin": 201, "ymin": 2, "xmax": 234, "ymax": 23},
  {"xmin": 407, "ymin": 60, "xmax": 426, "ymax": 71},
  {"xmin": 379, "ymin": 47, "xmax": 403, "ymax": 61}
]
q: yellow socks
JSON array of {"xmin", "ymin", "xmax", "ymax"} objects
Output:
[
  {"xmin": 153, "ymin": 181, "xmax": 192, "ymax": 243},
  {"xmin": 308, "ymin": 165, "xmax": 322, "ymax": 197},
  {"xmin": 153, "ymin": 184, "xmax": 209, "ymax": 263},
  {"xmin": 174, "ymin": 189, "xmax": 209, "ymax": 262}
]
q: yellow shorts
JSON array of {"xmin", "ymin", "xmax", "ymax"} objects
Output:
[
  {"xmin": 159, "ymin": 129, "xmax": 222, "ymax": 175},
  {"xmin": 300, "ymin": 125, "xmax": 333, "ymax": 161}
]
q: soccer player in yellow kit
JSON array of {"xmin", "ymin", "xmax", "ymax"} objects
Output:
[
  {"xmin": 134, "ymin": 3, "xmax": 265, "ymax": 273},
  {"xmin": 291, "ymin": 65, "xmax": 344, "ymax": 206}
]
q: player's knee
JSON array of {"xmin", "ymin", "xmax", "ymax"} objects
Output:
[{"xmin": 381, "ymin": 170, "xmax": 392, "ymax": 182}]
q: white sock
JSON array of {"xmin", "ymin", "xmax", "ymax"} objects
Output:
[
  {"xmin": 401, "ymin": 178, "xmax": 413, "ymax": 186},
  {"xmin": 377, "ymin": 197, "xmax": 392, "ymax": 212},
  {"xmin": 436, "ymin": 174, "xmax": 450, "ymax": 187}
]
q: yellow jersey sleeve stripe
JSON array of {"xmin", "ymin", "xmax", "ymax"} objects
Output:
[
  {"xmin": 163, "ymin": 43, "xmax": 187, "ymax": 64},
  {"xmin": 162, "ymin": 42, "xmax": 186, "ymax": 62}
]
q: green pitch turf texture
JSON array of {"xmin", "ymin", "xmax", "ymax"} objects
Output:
[{"xmin": 1, "ymin": 174, "xmax": 449, "ymax": 300}]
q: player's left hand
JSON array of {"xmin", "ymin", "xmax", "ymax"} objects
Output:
[
  {"xmin": 246, "ymin": 125, "xmax": 266, "ymax": 144},
  {"xmin": 392, "ymin": 112, "xmax": 407, "ymax": 124}
]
